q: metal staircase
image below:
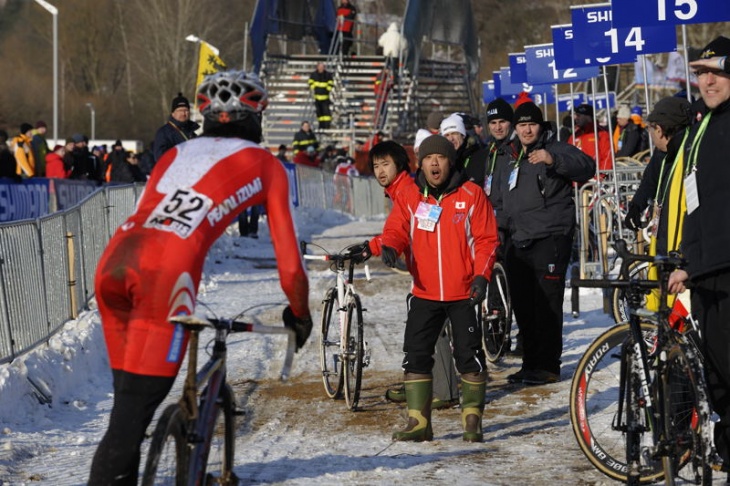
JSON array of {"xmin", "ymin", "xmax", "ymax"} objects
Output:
[{"xmin": 259, "ymin": 53, "xmax": 476, "ymax": 151}]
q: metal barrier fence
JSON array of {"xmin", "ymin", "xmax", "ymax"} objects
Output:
[
  {"xmin": 0, "ymin": 167, "xmax": 386, "ymax": 364},
  {"xmin": 0, "ymin": 184, "xmax": 144, "ymax": 364}
]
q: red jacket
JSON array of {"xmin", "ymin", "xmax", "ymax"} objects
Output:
[
  {"xmin": 45, "ymin": 152, "xmax": 69, "ymax": 178},
  {"xmin": 568, "ymin": 124, "xmax": 612, "ymax": 172},
  {"xmin": 381, "ymin": 172, "xmax": 499, "ymax": 301},
  {"xmin": 336, "ymin": 4, "xmax": 356, "ymax": 32},
  {"xmin": 369, "ymin": 171, "xmax": 417, "ymax": 257}
]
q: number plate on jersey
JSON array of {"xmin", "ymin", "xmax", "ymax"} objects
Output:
[{"xmin": 143, "ymin": 188, "xmax": 213, "ymax": 239}]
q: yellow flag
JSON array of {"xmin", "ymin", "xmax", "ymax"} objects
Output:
[{"xmin": 196, "ymin": 41, "xmax": 227, "ymax": 91}]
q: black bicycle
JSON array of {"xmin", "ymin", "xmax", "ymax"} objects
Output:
[
  {"xmin": 141, "ymin": 310, "xmax": 296, "ymax": 485},
  {"xmin": 569, "ymin": 240, "xmax": 722, "ymax": 485},
  {"xmin": 480, "ymin": 261, "xmax": 513, "ymax": 362}
]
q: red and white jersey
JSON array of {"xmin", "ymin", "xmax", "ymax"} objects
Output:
[{"xmin": 96, "ymin": 137, "xmax": 310, "ymax": 376}]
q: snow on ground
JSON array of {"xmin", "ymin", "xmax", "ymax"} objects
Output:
[{"xmin": 0, "ymin": 207, "xmax": 723, "ymax": 485}]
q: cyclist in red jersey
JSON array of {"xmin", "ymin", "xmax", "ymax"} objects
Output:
[{"xmin": 88, "ymin": 71, "xmax": 312, "ymax": 485}]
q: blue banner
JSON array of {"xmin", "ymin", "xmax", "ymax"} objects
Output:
[
  {"xmin": 508, "ymin": 53, "xmax": 528, "ymax": 84},
  {"xmin": 558, "ymin": 92, "xmax": 586, "ymax": 112},
  {"xmin": 571, "ymin": 3, "xmax": 677, "ymax": 65},
  {"xmin": 611, "ymin": 0, "xmax": 730, "ymax": 27},
  {"xmin": 0, "ymin": 179, "xmax": 50, "ymax": 222},
  {"xmin": 552, "ymin": 24, "xmax": 606, "ymax": 70},
  {"xmin": 498, "ymin": 67, "xmax": 527, "ymax": 97},
  {"xmin": 53, "ymin": 179, "xmax": 99, "ymax": 210},
  {"xmin": 525, "ymin": 43, "xmax": 599, "ymax": 85},
  {"xmin": 483, "ymin": 81, "xmax": 496, "ymax": 104},
  {"xmin": 587, "ymin": 92, "xmax": 617, "ymax": 111},
  {"xmin": 283, "ymin": 162, "xmax": 299, "ymax": 207}
]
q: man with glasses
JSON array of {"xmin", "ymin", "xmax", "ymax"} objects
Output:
[{"xmin": 153, "ymin": 92, "xmax": 200, "ymax": 161}]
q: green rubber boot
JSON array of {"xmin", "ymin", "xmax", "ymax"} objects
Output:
[
  {"xmin": 392, "ymin": 374, "xmax": 433, "ymax": 442},
  {"xmin": 460, "ymin": 372, "xmax": 487, "ymax": 442}
]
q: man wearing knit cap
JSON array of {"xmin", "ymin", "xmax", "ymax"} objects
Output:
[
  {"xmin": 378, "ymin": 134, "xmax": 499, "ymax": 443},
  {"xmin": 440, "ymin": 113, "xmax": 482, "ymax": 180},
  {"xmin": 669, "ymin": 35, "xmax": 730, "ymax": 473},
  {"xmin": 613, "ymin": 104, "xmax": 642, "ymax": 158},
  {"xmin": 153, "ymin": 92, "xmax": 200, "ymax": 161},
  {"xmin": 425, "ymin": 111, "xmax": 444, "ymax": 134},
  {"xmin": 491, "ymin": 101, "xmax": 594, "ymax": 386},
  {"xmin": 568, "ymin": 103, "xmax": 612, "ymax": 172}
]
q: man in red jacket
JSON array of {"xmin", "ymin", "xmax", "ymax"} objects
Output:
[
  {"xmin": 336, "ymin": 0, "xmax": 357, "ymax": 56},
  {"xmin": 378, "ymin": 135, "xmax": 499, "ymax": 443},
  {"xmin": 568, "ymin": 103, "xmax": 612, "ymax": 173}
]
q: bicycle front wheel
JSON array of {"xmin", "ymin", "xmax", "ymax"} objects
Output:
[
  {"xmin": 569, "ymin": 321, "xmax": 663, "ymax": 484},
  {"xmin": 200, "ymin": 384, "xmax": 236, "ymax": 485},
  {"xmin": 142, "ymin": 404, "xmax": 188, "ymax": 486},
  {"xmin": 611, "ymin": 261, "xmax": 650, "ymax": 324},
  {"xmin": 320, "ymin": 287, "xmax": 344, "ymax": 399},
  {"xmin": 482, "ymin": 262, "xmax": 512, "ymax": 363},
  {"xmin": 343, "ymin": 294, "xmax": 364, "ymax": 411},
  {"xmin": 661, "ymin": 341, "xmax": 713, "ymax": 485}
]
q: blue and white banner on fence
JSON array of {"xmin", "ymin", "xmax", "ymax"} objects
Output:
[
  {"xmin": 508, "ymin": 53, "xmax": 528, "ymax": 84},
  {"xmin": 525, "ymin": 43, "xmax": 599, "ymax": 85},
  {"xmin": 54, "ymin": 179, "xmax": 100, "ymax": 210},
  {"xmin": 0, "ymin": 179, "xmax": 50, "ymax": 222},
  {"xmin": 571, "ymin": 3, "xmax": 677, "ymax": 64},
  {"xmin": 284, "ymin": 162, "xmax": 299, "ymax": 207},
  {"xmin": 558, "ymin": 92, "xmax": 586, "ymax": 112},
  {"xmin": 611, "ymin": 0, "xmax": 730, "ymax": 27}
]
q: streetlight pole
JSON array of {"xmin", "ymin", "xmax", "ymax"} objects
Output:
[
  {"xmin": 86, "ymin": 103, "xmax": 95, "ymax": 141},
  {"xmin": 33, "ymin": 0, "xmax": 58, "ymax": 143}
]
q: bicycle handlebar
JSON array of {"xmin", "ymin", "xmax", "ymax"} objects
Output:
[{"xmin": 168, "ymin": 315, "xmax": 297, "ymax": 381}]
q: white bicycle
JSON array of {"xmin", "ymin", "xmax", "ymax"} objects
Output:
[{"xmin": 301, "ymin": 241, "xmax": 371, "ymax": 411}]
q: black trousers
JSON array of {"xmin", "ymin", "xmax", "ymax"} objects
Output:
[
  {"xmin": 505, "ymin": 234, "xmax": 572, "ymax": 375},
  {"xmin": 237, "ymin": 205, "xmax": 261, "ymax": 236},
  {"xmin": 314, "ymin": 100, "xmax": 331, "ymax": 129},
  {"xmin": 88, "ymin": 370, "xmax": 175, "ymax": 485},
  {"xmin": 692, "ymin": 271, "xmax": 730, "ymax": 464},
  {"xmin": 402, "ymin": 294, "xmax": 485, "ymax": 375}
]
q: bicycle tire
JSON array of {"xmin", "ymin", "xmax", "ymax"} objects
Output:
[
  {"xmin": 661, "ymin": 341, "xmax": 713, "ymax": 485},
  {"xmin": 611, "ymin": 261, "xmax": 650, "ymax": 324},
  {"xmin": 200, "ymin": 384, "xmax": 236, "ymax": 485},
  {"xmin": 569, "ymin": 321, "xmax": 664, "ymax": 484},
  {"xmin": 481, "ymin": 262, "xmax": 512, "ymax": 363},
  {"xmin": 624, "ymin": 341, "xmax": 649, "ymax": 486},
  {"xmin": 320, "ymin": 287, "xmax": 344, "ymax": 399},
  {"xmin": 142, "ymin": 404, "xmax": 188, "ymax": 486},
  {"xmin": 343, "ymin": 294, "xmax": 364, "ymax": 411}
]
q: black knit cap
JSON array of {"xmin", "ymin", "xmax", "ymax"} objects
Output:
[
  {"xmin": 513, "ymin": 102, "xmax": 543, "ymax": 125},
  {"xmin": 171, "ymin": 92, "xmax": 190, "ymax": 112},
  {"xmin": 574, "ymin": 103, "xmax": 593, "ymax": 117},
  {"xmin": 699, "ymin": 36, "xmax": 730, "ymax": 59},
  {"xmin": 486, "ymin": 98, "xmax": 514, "ymax": 123},
  {"xmin": 417, "ymin": 135, "xmax": 456, "ymax": 166}
]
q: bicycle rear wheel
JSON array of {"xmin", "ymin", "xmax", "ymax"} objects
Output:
[
  {"xmin": 200, "ymin": 384, "xmax": 236, "ymax": 485},
  {"xmin": 481, "ymin": 262, "xmax": 512, "ymax": 363},
  {"xmin": 343, "ymin": 294, "xmax": 364, "ymax": 411},
  {"xmin": 320, "ymin": 287, "xmax": 344, "ymax": 399},
  {"xmin": 142, "ymin": 404, "xmax": 188, "ymax": 486},
  {"xmin": 661, "ymin": 341, "xmax": 713, "ymax": 485},
  {"xmin": 569, "ymin": 321, "xmax": 663, "ymax": 484}
]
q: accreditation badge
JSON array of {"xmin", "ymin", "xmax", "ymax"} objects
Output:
[{"xmin": 415, "ymin": 201, "xmax": 442, "ymax": 232}]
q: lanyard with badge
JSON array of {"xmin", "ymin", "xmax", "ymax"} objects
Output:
[
  {"xmin": 508, "ymin": 148, "xmax": 525, "ymax": 191},
  {"xmin": 684, "ymin": 112, "xmax": 712, "ymax": 215},
  {"xmin": 647, "ymin": 130, "xmax": 690, "ymax": 237},
  {"xmin": 415, "ymin": 187, "xmax": 443, "ymax": 232},
  {"xmin": 484, "ymin": 142, "xmax": 499, "ymax": 196}
]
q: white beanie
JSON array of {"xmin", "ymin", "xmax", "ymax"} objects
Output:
[
  {"xmin": 617, "ymin": 105, "xmax": 631, "ymax": 120},
  {"xmin": 414, "ymin": 128, "xmax": 431, "ymax": 150},
  {"xmin": 440, "ymin": 113, "xmax": 466, "ymax": 137}
]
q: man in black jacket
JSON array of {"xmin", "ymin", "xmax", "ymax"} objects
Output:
[
  {"xmin": 153, "ymin": 92, "xmax": 200, "ymax": 161},
  {"xmin": 668, "ymin": 36, "xmax": 730, "ymax": 471},
  {"xmin": 491, "ymin": 102, "xmax": 595, "ymax": 385}
]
